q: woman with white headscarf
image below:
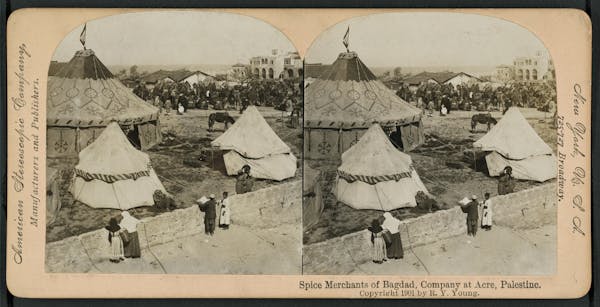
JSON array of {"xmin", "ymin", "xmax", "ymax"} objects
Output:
[
  {"xmin": 382, "ymin": 212, "xmax": 404, "ymax": 259},
  {"xmin": 119, "ymin": 211, "xmax": 141, "ymax": 258}
]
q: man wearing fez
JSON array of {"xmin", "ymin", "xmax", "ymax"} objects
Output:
[
  {"xmin": 461, "ymin": 195, "xmax": 480, "ymax": 238},
  {"xmin": 200, "ymin": 194, "xmax": 217, "ymax": 236}
]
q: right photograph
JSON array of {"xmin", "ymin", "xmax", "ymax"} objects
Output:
[{"xmin": 302, "ymin": 12, "xmax": 557, "ymax": 275}]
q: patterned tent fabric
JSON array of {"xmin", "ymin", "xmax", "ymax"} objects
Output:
[
  {"xmin": 305, "ymin": 52, "xmax": 422, "ymax": 129},
  {"xmin": 303, "ymin": 163, "xmax": 324, "ymax": 229},
  {"xmin": 336, "ymin": 169, "xmax": 413, "ymax": 185},
  {"xmin": 47, "ymin": 49, "xmax": 159, "ymax": 127}
]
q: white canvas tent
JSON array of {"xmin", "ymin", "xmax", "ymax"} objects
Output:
[
  {"xmin": 473, "ymin": 107, "xmax": 556, "ymax": 182},
  {"xmin": 335, "ymin": 124, "xmax": 429, "ymax": 211},
  {"xmin": 70, "ymin": 122, "xmax": 167, "ymax": 210},
  {"xmin": 211, "ymin": 106, "xmax": 297, "ymax": 181}
]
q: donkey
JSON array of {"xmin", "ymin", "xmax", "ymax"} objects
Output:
[
  {"xmin": 208, "ymin": 112, "xmax": 235, "ymax": 131},
  {"xmin": 471, "ymin": 113, "xmax": 497, "ymax": 131}
]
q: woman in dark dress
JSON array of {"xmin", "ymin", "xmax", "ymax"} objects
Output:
[
  {"xmin": 382, "ymin": 212, "xmax": 404, "ymax": 259},
  {"xmin": 119, "ymin": 211, "xmax": 141, "ymax": 258}
]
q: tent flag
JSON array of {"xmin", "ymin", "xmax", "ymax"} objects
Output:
[
  {"xmin": 80, "ymin": 23, "xmax": 87, "ymax": 49},
  {"xmin": 343, "ymin": 26, "xmax": 350, "ymax": 52}
]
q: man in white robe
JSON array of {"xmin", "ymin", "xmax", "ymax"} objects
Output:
[{"xmin": 219, "ymin": 192, "xmax": 231, "ymax": 229}]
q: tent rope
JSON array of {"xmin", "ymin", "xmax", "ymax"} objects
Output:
[
  {"xmin": 403, "ymin": 223, "xmax": 430, "ymax": 275},
  {"xmin": 77, "ymin": 236, "xmax": 105, "ymax": 273},
  {"xmin": 141, "ymin": 222, "xmax": 168, "ymax": 274}
]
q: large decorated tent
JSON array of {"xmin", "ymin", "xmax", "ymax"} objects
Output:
[
  {"xmin": 304, "ymin": 51, "xmax": 424, "ymax": 159},
  {"xmin": 211, "ymin": 106, "xmax": 297, "ymax": 181},
  {"xmin": 335, "ymin": 124, "xmax": 429, "ymax": 211},
  {"xmin": 473, "ymin": 107, "xmax": 556, "ymax": 182},
  {"xmin": 46, "ymin": 167, "xmax": 62, "ymax": 225},
  {"xmin": 47, "ymin": 49, "xmax": 161, "ymax": 157},
  {"xmin": 70, "ymin": 122, "xmax": 167, "ymax": 210}
]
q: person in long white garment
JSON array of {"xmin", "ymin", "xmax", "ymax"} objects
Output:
[
  {"xmin": 481, "ymin": 192, "xmax": 493, "ymax": 230},
  {"xmin": 219, "ymin": 192, "xmax": 231, "ymax": 230}
]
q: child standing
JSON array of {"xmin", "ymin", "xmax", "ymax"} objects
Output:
[
  {"xmin": 368, "ymin": 219, "xmax": 387, "ymax": 264},
  {"xmin": 105, "ymin": 218, "xmax": 124, "ymax": 263},
  {"xmin": 481, "ymin": 192, "xmax": 493, "ymax": 230},
  {"xmin": 219, "ymin": 192, "xmax": 231, "ymax": 230}
]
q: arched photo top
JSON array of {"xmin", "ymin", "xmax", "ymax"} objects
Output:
[
  {"xmin": 305, "ymin": 12, "xmax": 555, "ymax": 85},
  {"xmin": 49, "ymin": 10, "xmax": 301, "ymax": 79}
]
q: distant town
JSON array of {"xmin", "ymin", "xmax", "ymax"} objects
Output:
[
  {"xmin": 49, "ymin": 49, "xmax": 303, "ymax": 89},
  {"xmin": 306, "ymin": 50, "xmax": 555, "ymax": 89}
]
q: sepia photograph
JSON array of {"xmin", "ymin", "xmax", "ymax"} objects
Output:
[
  {"xmin": 4, "ymin": 7, "xmax": 590, "ymax": 298},
  {"xmin": 303, "ymin": 12, "xmax": 558, "ymax": 275},
  {"xmin": 44, "ymin": 11, "xmax": 304, "ymax": 274}
]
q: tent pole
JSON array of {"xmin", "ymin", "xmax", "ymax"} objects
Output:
[
  {"xmin": 338, "ymin": 128, "xmax": 342, "ymax": 153},
  {"xmin": 76, "ymin": 127, "xmax": 80, "ymax": 152}
]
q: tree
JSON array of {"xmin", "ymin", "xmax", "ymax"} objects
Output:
[
  {"xmin": 393, "ymin": 67, "xmax": 403, "ymax": 78},
  {"xmin": 129, "ymin": 65, "xmax": 139, "ymax": 78},
  {"xmin": 116, "ymin": 69, "xmax": 127, "ymax": 78}
]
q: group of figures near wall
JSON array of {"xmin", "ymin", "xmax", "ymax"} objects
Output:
[{"xmin": 365, "ymin": 166, "xmax": 513, "ymax": 264}]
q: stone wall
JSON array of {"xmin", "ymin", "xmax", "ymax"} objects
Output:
[
  {"xmin": 492, "ymin": 183, "xmax": 556, "ymax": 229},
  {"xmin": 46, "ymin": 180, "xmax": 301, "ymax": 273},
  {"xmin": 303, "ymin": 183, "xmax": 556, "ymax": 274},
  {"xmin": 302, "ymin": 207, "xmax": 467, "ymax": 275},
  {"xmin": 229, "ymin": 180, "xmax": 302, "ymax": 229}
]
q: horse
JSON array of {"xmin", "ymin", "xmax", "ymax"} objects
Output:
[
  {"xmin": 471, "ymin": 113, "xmax": 497, "ymax": 131},
  {"xmin": 208, "ymin": 112, "xmax": 235, "ymax": 131}
]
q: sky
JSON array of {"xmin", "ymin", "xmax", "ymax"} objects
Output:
[
  {"xmin": 305, "ymin": 12, "xmax": 549, "ymax": 68},
  {"xmin": 52, "ymin": 11, "xmax": 297, "ymax": 66}
]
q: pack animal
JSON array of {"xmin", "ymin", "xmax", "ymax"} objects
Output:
[
  {"xmin": 471, "ymin": 113, "xmax": 497, "ymax": 131},
  {"xmin": 208, "ymin": 112, "xmax": 235, "ymax": 131}
]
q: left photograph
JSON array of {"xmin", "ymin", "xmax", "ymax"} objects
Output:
[{"xmin": 45, "ymin": 11, "xmax": 304, "ymax": 274}]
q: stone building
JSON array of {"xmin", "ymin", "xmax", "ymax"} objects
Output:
[
  {"xmin": 513, "ymin": 50, "xmax": 554, "ymax": 83},
  {"xmin": 493, "ymin": 65, "xmax": 515, "ymax": 83},
  {"xmin": 229, "ymin": 63, "xmax": 249, "ymax": 80},
  {"xmin": 249, "ymin": 49, "xmax": 303, "ymax": 80}
]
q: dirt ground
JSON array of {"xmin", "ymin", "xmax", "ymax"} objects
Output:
[
  {"xmin": 304, "ymin": 108, "xmax": 556, "ymax": 245},
  {"xmin": 350, "ymin": 224, "xmax": 556, "ymax": 276},
  {"xmin": 47, "ymin": 107, "xmax": 303, "ymax": 243}
]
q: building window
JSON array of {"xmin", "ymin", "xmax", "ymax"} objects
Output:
[
  {"xmin": 284, "ymin": 58, "xmax": 291, "ymax": 65},
  {"xmin": 532, "ymin": 69, "xmax": 538, "ymax": 80}
]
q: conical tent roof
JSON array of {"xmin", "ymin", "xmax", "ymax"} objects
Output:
[
  {"xmin": 473, "ymin": 107, "xmax": 553, "ymax": 159},
  {"xmin": 47, "ymin": 49, "xmax": 159, "ymax": 127},
  {"xmin": 71, "ymin": 122, "xmax": 166, "ymax": 210},
  {"xmin": 305, "ymin": 51, "xmax": 422, "ymax": 129},
  {"xmin": 338, "ymin": 124, "xmax": 414, "ymax": 182},
  {"xmin": 211, "ymin": 106, "xmax": 291, "ymax": 159},
  {"xmin": 75, "ymin": 122, "xmax": 151, "ymax": 178}
]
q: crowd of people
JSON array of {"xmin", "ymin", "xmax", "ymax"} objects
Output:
[
  {"xmin": 392, "ymin": 81, "xmax": 557, "ymax": 115},
  {"xmin": 131, "ymin": 78, "xmax": 303, "ymax": 114}
]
